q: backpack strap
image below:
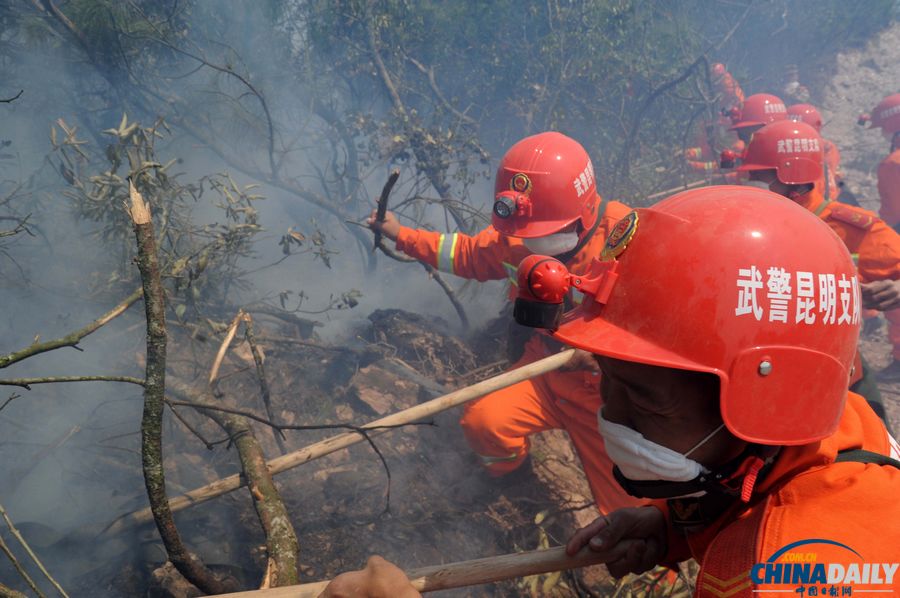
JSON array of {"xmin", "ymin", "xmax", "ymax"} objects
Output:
[{"xmin": 834, "ymin": 448, "xmax": 900, "ymax": 468}]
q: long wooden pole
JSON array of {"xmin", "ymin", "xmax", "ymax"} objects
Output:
[
  {"xmin": 104, "ymin": 349, "xmax": 575, "ymax": 535},
  {"xmin": 208, "ymin": 545, "xmax": 608, "ymax": 597}
]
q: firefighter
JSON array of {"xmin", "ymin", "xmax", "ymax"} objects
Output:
[
  {"xmin": 866, "ymin": 94, "xmax": 900, "ymax": 232},
  {"xmin": 682, "ymin": 63, "xmax": 745, "ymax": 179},
  {"xmin": 787, "ymin": 103, "xmax": 845, "ymax": 202},
  {"xmin": 735, "ymin": 119, "xmax": 900, "ymax": 403},
  {"xmin": 367, "ymin": 132, "xmax": 640, "ymax": 514},
  {"xmin": 727, "ymin": 92, "xmax": 787, "ymax": 145},
  {"xmin": 509, "ymin": 188, "xmax": 900, "ymax": 590}
]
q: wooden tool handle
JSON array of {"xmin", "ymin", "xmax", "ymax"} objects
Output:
[{"xmin": 208, "ymin": 545, "xmax": 607, "ymax": 597}]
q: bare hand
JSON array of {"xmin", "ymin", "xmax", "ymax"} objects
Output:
[
  {"xmin": 861, "ymin": 280, "xmax": 900, "ymax": 311},
  {"xmin": 566, "ymin": 507, "xmax": 667, "ymax": 578},
  {"xmin": 367, "ymin": 209, "xmax": 402, "ymax": 242},
  {"xmin": 559, "ymin": 348, "xmax": 601, "ymax": 372},
  {"xmin": 319, "ymin": 555, "xmax": 420, "ymax": 598}
]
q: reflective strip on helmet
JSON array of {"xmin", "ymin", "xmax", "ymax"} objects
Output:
[
  {"xmin": 436, "ymin": 233, "xmax": 458, "ymax": 274},
  {"xmin": 477, "ymin": 452, "xmax": 520, "ymax": 466}
]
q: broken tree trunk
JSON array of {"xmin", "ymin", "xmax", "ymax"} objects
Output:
[
  {"xmin": 128, "ymin": 182, "xmax": 237, "ymax": 594},
  {"xmin": 104, "ymin": 349, "xmax": 575, "ymax": 535},
  {"xmin": 206, "ymin": 545, "xmax": 611, "ymax": 597}
]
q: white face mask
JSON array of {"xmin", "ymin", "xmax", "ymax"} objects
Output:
[
  {"xmin": 523, "ymin": 231, "xmax": 579, "ymax": 256},
  {"xmin": 596, "ymin": 411, "xmax": 724, "ymax": 483}
]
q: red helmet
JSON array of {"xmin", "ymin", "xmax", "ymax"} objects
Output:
[
  {"xmin": 787, "ymin": 103, "xmax": 823, "ymax": 132},
  {"xmin": 492, "ymin": 132, "xmax": 600, "ymax": 238},
  {"xmin": 871, "ymin": 93, "xmax": 900, "ymax": 135},
  {"xmin": 516, "ymin": 186, "xmax": 860, "ymax": 445},
  {"xmin": 736, "ymin": 120, "xmax": 823, "ymax": 185},
  {"xmin": 729, "ymin": 93, "xmax": 787, "ymax": 130}
]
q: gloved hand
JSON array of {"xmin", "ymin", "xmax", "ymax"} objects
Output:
[
  {"xmin": 565, "ymin": 506, "xmax": 668, "ymax": 578},
  {"xmin": 319, "ymin": 555, "xmax": 420, "ymax": 598},
  {"xmin": 367, "ymin": 209, "xmax": 402, "ymax": 242}
]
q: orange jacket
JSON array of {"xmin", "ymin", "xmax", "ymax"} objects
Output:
[
  {"xmin": 796, "ymin": 188, "xmax": 900, "ymax": 283},
  {"xmin": 661, "ymin": 393, "xmax": 900, "ymax": 596},
  {"xmin": 877, "ymin": 148, "xmax": 900, "ymax": 228},
  {"xmin": 394, "ymin": 195, "xmax": 634, "ymax": 289}
]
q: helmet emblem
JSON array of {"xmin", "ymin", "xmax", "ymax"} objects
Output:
[
  {"xmin": 601, "ymin": 210, "xmax": 639, "ymax": 260},
  {"xmin": 510, "ymin": 173, "xmax": 532, "ymax": 194}
]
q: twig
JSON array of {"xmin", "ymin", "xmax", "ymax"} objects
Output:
[
  {"xmin": 0, "ymin": 501, "xmax": 67, "ymax": 598},
  {"xmin": 0, "ymin": 288, "xmax": 142, "ymax": 369},
  {"xmin": 166, "ymin": 402, "xmax": 216, "ymax": 450},
  {"xmin": 0, "ymin": 90, "xmax": 23, "ymax": 103},
  {"xmin": 0, "ymin": 581, "xmax": 28, "ymax": 598},
  {"xmin": 128, "ymin": 181, "xmax": 237, "ymax": 594},
  {"xmin": 372, "ymin": 169, "xmax": 400, "ymax": 252},
  {"xmin": 0, "ymin": 534, "xmax": 43, "ymax": 598},
  {"xmin": 243, "ymin": 316, "xmax": 286, "ymax": 454},
  {"xmin": 377, "ymin": 241, "xmax": 469, "ymax": 329},
  {"xmin": 0, "ymin": 375, "xmax": 145, "ymax": 390},
  {"xmin": 209, "ymin": 311, "xmax": 246, "ymax": 386},
  {"xmin": 0, "ymin": 393, "xmax": 20, "ymax": 412}
]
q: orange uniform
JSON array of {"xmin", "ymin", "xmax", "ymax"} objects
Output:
[
  {"xmin": 659, "ymin": 393, "xmax": 900, "ymax": 597},
  {"xmin": 877, "ymin": 148, "xmax": 900, "ymax": 229},
  {"xmin": 395, "ymin": 197, "xmax": 641, "ymax": 514},
  {"xmin": 796, "ymin": 187, "xmax": 900, "ymax": 360}
]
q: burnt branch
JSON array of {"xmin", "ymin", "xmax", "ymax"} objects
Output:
[
  {"xmin": 0, "ymin": 90, "xmax": 23, "ymax": 104},
  {"xmin": 244, "ymin": 315, "xmax": 286, "ymax": 454},
  {"xmin": 127, "ymin": 182, "xmax": 237, "ymax": 594}
]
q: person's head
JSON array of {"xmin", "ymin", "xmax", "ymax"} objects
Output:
[
  {"xmin": 787, "ymin": 103, "xmax": 823, "ymax": 132},
  {"xmin": 514, "ymin": 187, "xmax": 860, "ymax": 499},
  {"xmin": 736, "ymin": 120, "xmax": 823, "ymax": 200},
  {"xmin": 869, "ymin": 93, "xmax": 900, "ymax": 144},
  {"xmin": 729, "ymin": 93, "xmax": 787, "ymax": 144},
  {"xmin": 492, "ymin": 132, "xmax": 600, "ymax": 256}
]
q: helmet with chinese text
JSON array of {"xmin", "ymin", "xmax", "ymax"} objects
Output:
[
  {"xmin": 517, "ymin": 186, "xmax": 859, "ymax": 445},
  {"xmin": 737, "ymin": 120, "xmax": 824, "ymax": 186},
  {"xmin": 729, "ymin": 93, "xmax": 787, "ymax": 131},
  {"xmin": 870, "ymin": 93, "xmax": 900, "ymax": 136},
  {"xmin": 787, "ymin": 103, "xmax": 823, "ymax": 132},
  {"xmin": 492, "ymin": 132, "xmax": 600, "ymax": 238}
]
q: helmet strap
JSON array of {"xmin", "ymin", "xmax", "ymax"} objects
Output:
[{"xmin": 659, "ymin": 446, "xmax": 780, "ymax": 535}]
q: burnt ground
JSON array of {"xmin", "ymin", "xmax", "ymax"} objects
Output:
[{"xmin": 0, "ymin": 307, "xmax": 695, "ymax": 598}]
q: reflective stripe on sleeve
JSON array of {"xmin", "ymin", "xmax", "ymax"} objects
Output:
[
  {"xmin": 436, "ymin": 233, "xmax": 458, "ymax": 274},
  {"xmin": 502, "ymin": 262, "xmax": 518, "ymax": 285}
]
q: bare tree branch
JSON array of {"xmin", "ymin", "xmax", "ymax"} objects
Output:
[
  {"xmin": 0, "ymin": 288, "xmax": 142, "ymax": 369},
  {"xmin": 0, "ymin": 501, "xmax": 69, "ymax": 598},
  {"xmin": 0, "ymin": 90, "xmax": 23, "ymax": 104}
]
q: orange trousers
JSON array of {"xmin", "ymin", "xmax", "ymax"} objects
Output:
[{"xmin": 459, "ymin": 339, "xmax": 642, "ymax": 514}]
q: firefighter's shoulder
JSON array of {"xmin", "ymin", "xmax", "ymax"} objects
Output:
[{"xmin": 825, "ymin": 202, "xmax": 880, "ymax": 231}]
